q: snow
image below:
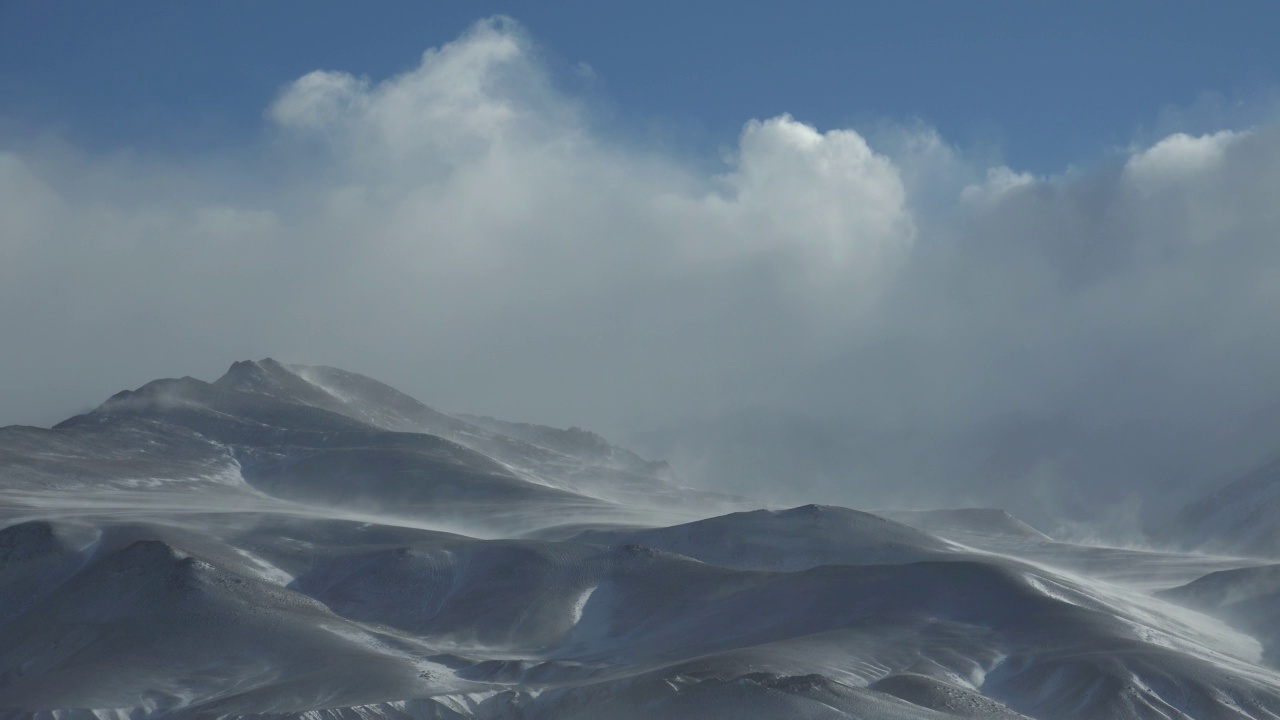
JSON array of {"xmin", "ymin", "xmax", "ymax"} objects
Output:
[
  {"xmin": 229, "ymin": 547, "xmax": 295, "ymax": 586},
  {"xmin": 6, "ymin": 360, "xmax": 1280, "ymax": 718},
  {"xmin": 567, "ymin": 584, "xmax": 598, "ymax": 627}
]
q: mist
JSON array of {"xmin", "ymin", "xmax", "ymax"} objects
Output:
[{"xmin": 4, "ymin": 18, "xmax": 1280, "ymax": 525}]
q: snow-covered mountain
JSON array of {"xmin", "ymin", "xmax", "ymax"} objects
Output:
[
  {"xmin": 1164, "ymin": 455, "xmax": 1280, "ymax": 558},
  {"xmin": 3, "ymin": 360, "xmax": 1280, "ymax": 718},
  {"xmin": 1162, "ymin": 564, "xmax": 1280, "ymax": 667}
]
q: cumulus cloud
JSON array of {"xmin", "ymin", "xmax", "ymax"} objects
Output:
[
  {"xmin": 1124, "ymin": 129, "xmax": 1239, "ymax": 184},
  {"xmin": 0, "ymin": 18, "xmax": 913, "ymax": 427},
  {"xmin": 680, "ymin": 115, "xmax": 913, "ymax": 282},
  {"xmin": 3, "ymin": 17, "xmax": 1280, "ymax": 520},
  {"xmin": 960, "ymin": 166, "xmax": 1036, "ymax": 206}
]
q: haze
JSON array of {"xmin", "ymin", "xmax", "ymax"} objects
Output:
[{"xmin": 4, "ymin": 7, "xmax": 1280, "ymax": 527}]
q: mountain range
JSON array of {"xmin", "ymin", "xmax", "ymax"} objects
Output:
[{"xmin": 3, "ymin": 360, "xmax": 1280, "ymax": 718}]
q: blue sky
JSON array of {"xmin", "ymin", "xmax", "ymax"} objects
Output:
[{"xmin": 2, "ymin": 1, "xmax": 1276, "ymax": 171}]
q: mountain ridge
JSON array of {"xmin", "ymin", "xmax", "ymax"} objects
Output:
[{"xmin": 3, "ymin": 360, "xmax": 1280, "ymax": 718}]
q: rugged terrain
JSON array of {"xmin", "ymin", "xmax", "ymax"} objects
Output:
[{"xmin": 2, "ymin": 360, "xmax": 1279, "ymax": 718}]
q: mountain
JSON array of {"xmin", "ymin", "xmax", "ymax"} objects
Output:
[
  {"xmin": 879, "ymin": 509, "xmax": 1052, "ymax": 544},
  {"xmin": 628, "ymin": 408, "xmax": 1278, "ymax": 531},
  {"xmin": 569, "ymin": 504, "xmax": 957, "ymax": 571},
  {"xmin": 1163, "ymin": 455, "xmax": 1280, "ymax": 558},
  {"xmin": 1160, "ymin": 564, "xmax": 1280, "ymax": 667},
  {"xmin": 3, "ymin": 360, "xmax": 1280, "ymax": 718}
]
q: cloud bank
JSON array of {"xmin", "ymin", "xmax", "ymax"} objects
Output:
[{"xmin": 4, "ymin": 18, "xmax": 1280, "ymax": 518}]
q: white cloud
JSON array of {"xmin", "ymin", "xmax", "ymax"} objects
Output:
[
  {"xmin": 4, "ymin": 17, "xmax": 1280, "ymax": 518},
  {"xmin": 654, "ymin": 114, "xmax": 914, "ymax": 313},
  {"xmin": 0, "ymin": 18, "xmax": 919, "ymax": 428},
  {"xmin": 269, "ymin": 18, "xmax": 567, "ymax": 178},
  {"xmin": 960, "ymin": 166, "xmax": 1036, "ymax": 206},
  {"xmin": 1124, "ymin": 129, "xmax": 1240, "ymax": 185},
  {"xmin": 711, "ymin": 115, "xmax": 913, "ymax": 272}
]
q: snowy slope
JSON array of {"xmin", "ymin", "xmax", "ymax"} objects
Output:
[
  {"xmin": 1162, "ymin": 564, "xmax": 1280, "ymax": 666},
  {"xmin": 3, "ymin": 361, "xmax": 1280, "ymax": 719},
  {"xmin": 570, "ymin": 504, "xmax": 957, "ymax": 571}
]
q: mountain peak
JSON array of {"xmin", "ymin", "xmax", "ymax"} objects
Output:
[
  {"xmin": 217, "ymin": 357, "xmax": 293, "ymax": 389},
  {"xmin": 213, "ymin": 358, "xmax": 342, "ymax": 409}
]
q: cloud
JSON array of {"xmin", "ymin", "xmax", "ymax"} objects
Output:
[
  {"xmin": 960, "ymin": 166, "xmax": 1036, "ymax": 206},
  {"xmin": 684, "ymin": 115, "xmax": 914, "ymax": 281},
  {"xmin": 1124, "ymin": 129, "xmax": 1239, "ymax": 185},
  {"xmin": 3, "ymin": 17, "xmax": 1280, "ymax": 519}
]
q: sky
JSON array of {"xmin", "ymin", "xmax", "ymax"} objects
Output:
[
  {"xmin": 3, "ymin": 3, "xmax": 1280, "ymax": 516},
  {"xmin": 3, "ymin": 2, "xmax": 1277, "ymax": 172}
]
